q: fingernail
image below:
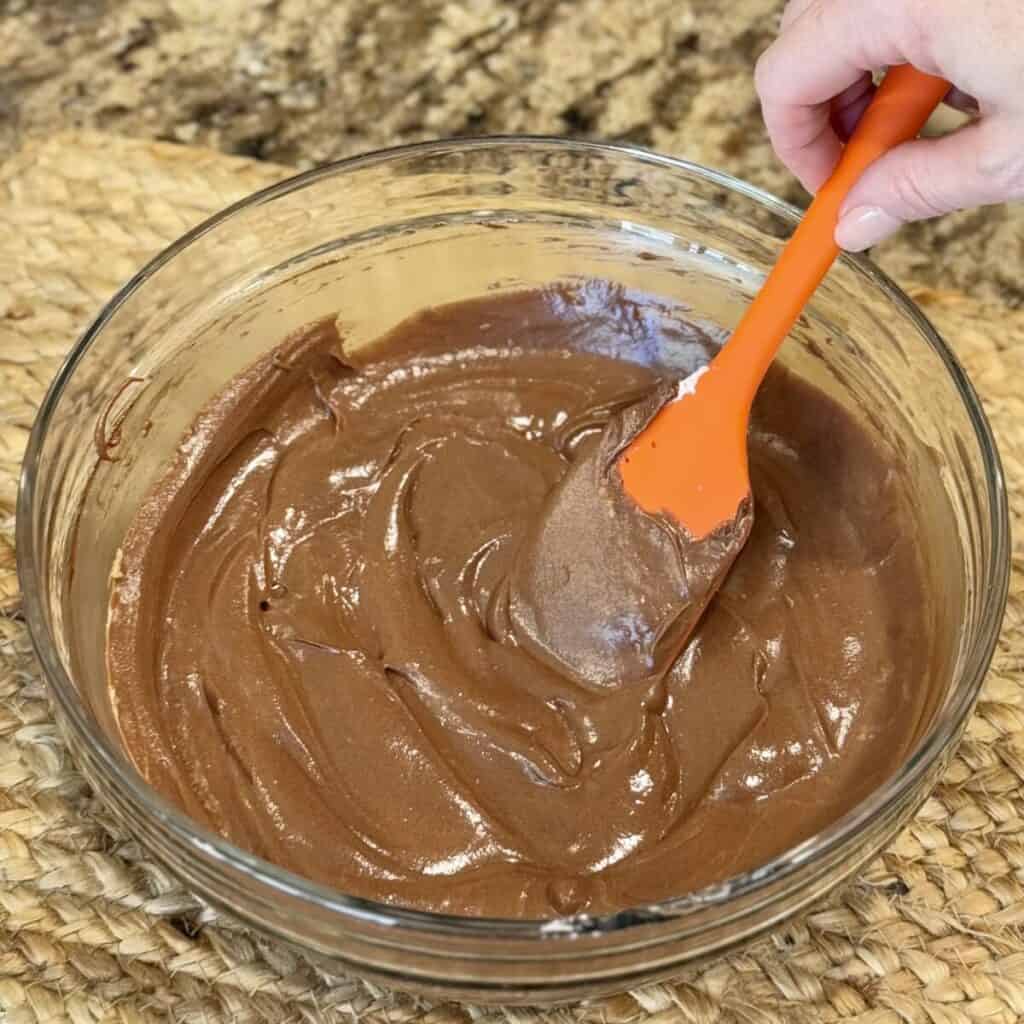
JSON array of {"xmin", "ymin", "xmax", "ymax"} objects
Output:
[{"xmin": 835, "ymin": 206, "xmax": 902, "ymax": 252}]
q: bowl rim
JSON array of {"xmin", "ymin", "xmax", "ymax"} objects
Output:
[{"xmin": 15, "ymin": 134, "xmax": 1011, "ymax": 942}]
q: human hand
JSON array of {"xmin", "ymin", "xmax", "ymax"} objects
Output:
[{"xmin": 755, "ymin": 0, "xmax": 1024, "ymax": 250}]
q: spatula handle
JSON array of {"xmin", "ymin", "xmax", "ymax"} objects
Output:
[
  {"xmin": 823, "ymin": 64, "xmax": 953, "ymax": 197},
  {"xmin": 617, "ymin": 66, "xmax": 950, "ymax": 537},
  {"xmin": 714, "ymin": 64, "xmax": 950, "ymax": 400}
]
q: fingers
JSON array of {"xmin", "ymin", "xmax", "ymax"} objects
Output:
[
  {"xmin": 830, "ymin": 74, "xmax": 876, "ymax": 141},
  {"xmin": 754, "ymin": 71, "xmax": 877, "ymax": 193},
  {"xmin": 756, "ymin": 0, "xmax": 927, "ymax": 190},
  {"xmin": 835, "ymin": 119, "xmax": 1024, "ymax": 250},
  {"xmin": 759, "ymin": 0, "xmax": 1024, "ymax": 244},
  {"xmin": 755, "ymin": 85, "xmax": 844, "ymax": 195},
  {"xmin": 944, "ymin": 86, "xmax": 980, "ymax": 116},
  {"xmin": 780, "ymin": 0, "xmax": 818, "ymax": 31}
]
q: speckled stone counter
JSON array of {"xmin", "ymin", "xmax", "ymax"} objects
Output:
[{"xmin": 3, "ymin": 0, "xmax": 1022, "ymax": 307}]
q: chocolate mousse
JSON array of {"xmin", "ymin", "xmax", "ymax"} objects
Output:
[{"xmin": 106, "ymin": 280, "xmax": 941, "ymax": 917}]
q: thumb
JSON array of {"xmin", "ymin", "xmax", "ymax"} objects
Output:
[{"xmin": 835, "ymin": 120, "xmax": 1023, "ymax": 251}]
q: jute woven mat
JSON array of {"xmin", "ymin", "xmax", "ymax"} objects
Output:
[{"xmin": 1, "ymin": 132, "xmax": 1023, "ymax": 1024}]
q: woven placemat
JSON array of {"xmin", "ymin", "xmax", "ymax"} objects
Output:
[{"xmin": 1, "ymin": 132, "xmax": 1023, "ymax": 1024}]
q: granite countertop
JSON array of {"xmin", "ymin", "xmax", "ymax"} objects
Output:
[{"xmin": 2, "ymin": 0, "xmax": 1021, "ymax": 306}]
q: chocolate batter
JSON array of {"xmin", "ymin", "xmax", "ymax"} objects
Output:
[{"xmin": 106, "ymin": 281, "xmax": 939, "ymax": 918}]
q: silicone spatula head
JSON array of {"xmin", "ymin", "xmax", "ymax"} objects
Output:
[{"xmin": 619, "ymin": 65, "xmax": 951, "ymax": 539}]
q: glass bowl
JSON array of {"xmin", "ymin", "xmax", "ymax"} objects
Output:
[{"xmin": 16, "ymin": 138, "xmax": 1009, "ymax": 1004}]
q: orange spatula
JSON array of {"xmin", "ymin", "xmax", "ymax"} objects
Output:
[{"xmin": 618, "ymin": 65, "xmax": 950, "ymax": 538}]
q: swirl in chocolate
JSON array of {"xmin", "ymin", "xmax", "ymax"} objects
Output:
[{"xmin": 107, "ymin": 282, "xmax": 938, "ymax": 917}]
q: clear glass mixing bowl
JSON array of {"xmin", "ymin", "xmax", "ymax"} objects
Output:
[{"xmin": 17, "ymin": 138, "xmax": 1009, "ymax": 1003}]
